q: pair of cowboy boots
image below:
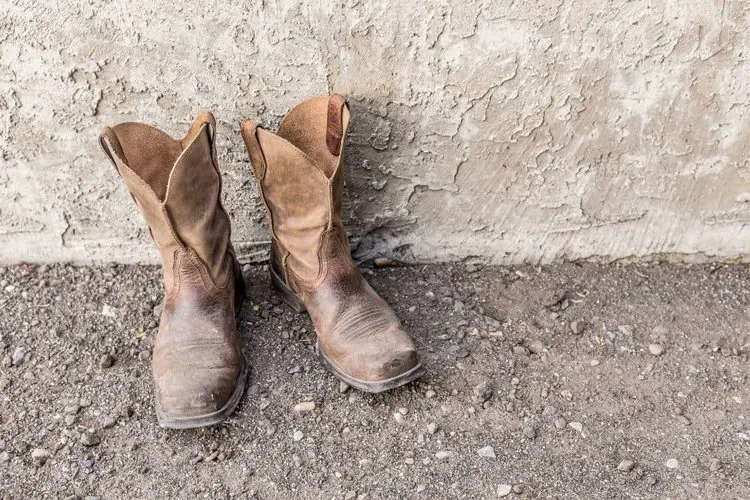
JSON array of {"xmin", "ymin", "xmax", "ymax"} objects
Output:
[{"xmin": 100, "ymin": 96, "xmax": 424, "ymax": 429}]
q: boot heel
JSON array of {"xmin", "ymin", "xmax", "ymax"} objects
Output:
[{"xmin": 270, "ymin": 265, "xmax": 307, "ymax": 313}]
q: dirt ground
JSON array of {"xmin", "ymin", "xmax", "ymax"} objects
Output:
[{"xmin": 0, "ymin": 261, "xmax": 748, "ymax": 499}]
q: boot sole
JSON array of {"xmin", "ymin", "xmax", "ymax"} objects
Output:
[
  {"xmin": 156, "ymin": 276, "xmax": 249, "ymax": 429},
  {"xmin": 271, "ymin": 266, "xmax": 425, "ymax": 393}
]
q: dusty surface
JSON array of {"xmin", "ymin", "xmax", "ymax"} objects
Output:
[
  {"xmin": 3, "ymin": 1, "xmax": 750, "ymax": 264},
  {"xmin": 0, "ymin": 261, "xmax": 748, "ymax": 499}
]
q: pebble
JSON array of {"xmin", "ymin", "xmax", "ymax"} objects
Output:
[
  {"xmin": 513, "ymin": 485, "xmax": 525, "ymax": 494},
  {"xmin": 477, "ymin": 445, "xmax": 495, "ymax": 459},
  {"xmin": 293, "ymin": 430, "xmax": 304, "ymax": 441},
  {"xmin": 80, "ymin": 430, "xmax": 101, "ymax": 447},
  {"xmin": 435, "ymin": 450, "xmax": 453, "ymax": 460},
  {"xmin": 99, "ymin": 354, "xmax": 115, "ymax": 369},
  {"xmin": 0, "ymin": 451, "xmax": 10, "ymax": 463},
  {"xmin": 472, "ymin": 379, "xmax": 492, "ymax": 403},
  {"xmin": 617, "ymin": 459, "xmax": 635, "ymax": 472},
  {"xmin": 570, "ymin": 319, "xmax": 585, "ymax": 334},
  {"xmin": 590, "ymin": 359, "xmax": 600, "ymax": 366},
  {"xmin": 528, "ymin": 340, "xmax": 544, "ymax": 354},
  {"xmin": 522, "ymin": 425, "xmax": 537, "ymax": 439},
  {"xmin": 709, "ymin": 458, "xmax": 721, "ymax": 472},
  {"xmin": 569, "ymin": 422, "xmax": 583, "ymax": 433},
  {"xmin": 102, "ymin": 416, "xmax": 118, "ymax": 429},
  {"xmin": 497, "ymin": 484, "xmax": 512, "ymax": 497},
  {"xmin": 648, "ymin": 343, "xmax": 664, "ymax": 356},
  {"xmin": 339, "ymin": 381, "xmax": 350, "ymax": 394},
  {"xmin": 393, "ymin": 412, "xmax": 405, "ymax": 424},
  {"xmin": 101, "ymin": 304, "xmax": 119, "ymax": 318},
  {"xmin": 427, "ymin": 423, "xmax": 438, "ymax": 434},
  {"xmin": 293, "ymin": 402, "xmax": 316, "ymax": 413},
  {"xmin": 11, "ymin": 347, "xmax": 25, "ymax": 366},
  {"xmin": 554, "ymin": 417, "xmax": 567, "ymax": 430},
  {"xmin": 665, "ymin": 458, "xmax": 679, "ymax": 469},
  {"xmin": 425, "ymin": 390, "xmax": 436, "ymax": 399},
  {"xmin": 512, "ymin": 345, "xmax": 529, "ymax": 356},
  {"xmin": 31, "ymin": 448, "xmax": 50, "ymax": 466}
]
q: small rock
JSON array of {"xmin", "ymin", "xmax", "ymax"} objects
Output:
[
  {"xmin": 497, "ymin": 484, "xmax": 512, "ymax": 497},
  {"xmin": 569, "ymin": 422, "xmax": 583, "ymax": 433},
  {"xmin": 80, "ymin": 430, "xmax": 101, "ymax": 447},
  {"xmin": 554, "ymin": 417, "xmax": 567, "ymax": 429},
  {"xmin": 665, "ymin": 458, "xmax": 679, "ymax": 469},
  {"xmin": 344, "ymin": 491, "xmax": 356, "ymax": 500},
  {"xmin": 98, "ymin": 354, "xmax": 115, "ymax": 369},
  {"xmin": 102, "ymin": 416, "xmax": 117, "ymax": 429},
  {"xmin": 393, "ymin": 412, "xmax": 405, "ymax": 424},
  {"xmin": 416, "ymin": 484, "xmax": 426, "ymax": 493},
  {"xmin": 512, "ymin": 345, "xmax": 529, "ymax": 356},
  {"xmin": 0, "ymin": 451, "xmax": 10, "ymax": 463},
  {"xmin": 101, "ymin": 304, "xmax": 119, "ymax": 318},
  {"xmin": 617, "ymin": 460, "xmax": 635, "ymax": 472},
  {"xmin": 512, "ymin": 485, "xmax": 525, "ymax": 494},
  {"xmin": 425, "ymin": 390, "xmax": 436, "ymax": 399},
  {"xmin": 570, "ymin": 320, "xmax": 585, "ymax": 335},
  {"xmin": 648, "ymin": 343, "xmax": 664, "ymax": 356},
  {"xmin": 293, "ymin": 430, "xmax": 304, "ymax": 441},
  {"xmin": 709, "ymin": 458, "xmax": 721, "ymax": 472},
  {"xmin": 472, "ymin": 379, "xmax": 492, "ymax": 403},
  {"xmin": 590, "ymin": 359, "xmax": 600, "ymax": 366},
  {"xmin": 293, "ymin": 402, "xmax": 316, "ymax": 413},
  {"xmin": 12, "ymin": 347, "xmax": 25, "ymax": 366},
  {"xmin": 477, "ymin": 445, "xmax": 495, "ymax": 459},
  {"xmin": 31, "ymin": 448, "xmax": 50, "ymax": 466},
  {"xmin": 528, "ymin": 340, "xmax": 544, "ymax": 354},
  {"xmin": 153, "ymin": 303, "xmax": 163, "ymax": 319},
  {"xmin": 435, "ymin": 450, "xmax": 453, "ymax": 460},
  {"xmin": 522, "ymin": 425, "xmax": 537, "ymax": 439},
  {"xmin": 288, "ymin": 365, "xmax": 303, "ymax": 374},
  {"xmin": 339, "ymin": 381, "xmax": 350, "ymax": 394},
  {"xmin": 427, "ymin": 423, "xmax": 438, "ymax": 434}
]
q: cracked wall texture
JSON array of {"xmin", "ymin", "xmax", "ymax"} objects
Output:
[{"xmin": 1, "ymin": 0, "xmax": 750, "ymax": 265}]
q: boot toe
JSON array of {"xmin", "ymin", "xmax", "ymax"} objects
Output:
[
  {"xmin": 326, "ymin": 326, "xmax": 421, "ymax": 384},
  {"xmin": 153, "ymin": 342, "xmax": 245, "ymax": 423},
  {"xmin": 156, "ymin": 366, "xmax": 240, "ymax": 419}
]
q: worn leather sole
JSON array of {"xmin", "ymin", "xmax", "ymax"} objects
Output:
[
  {"xmin": 156, "ymin": 357, "xmax": 249, "ymax": 429},
  {"xmin": 271, "ymin": 266, "xmax": 425, "ymax": 393}
]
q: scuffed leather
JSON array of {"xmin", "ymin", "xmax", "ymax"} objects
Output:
[
  {"xmin": 242, "ymin": 95, "xmax": 420, "ymax": 383},
  {"xmin": 100, "ymin": 114, "xmax": 244, "ymax": 419}
]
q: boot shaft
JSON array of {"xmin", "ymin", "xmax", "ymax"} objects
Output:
[
  {"xmin": 100, "ymin": 113, "xmax": 233, "ymax": 289},
  {"xmin": 241, "ymin": 95, "xmax": 351, "ymax": 287}
]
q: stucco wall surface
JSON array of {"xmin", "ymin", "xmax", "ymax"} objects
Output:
[{"xmin": 1, "ymin": 0, "xmax": 749, "ymax": 265}]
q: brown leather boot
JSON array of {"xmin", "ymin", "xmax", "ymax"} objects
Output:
[
  {"xmin": 241, "ymin": 95, "xmax": 424, "ymax": 393},
  {"xmin": 99, "ymin": 113, "xmax": 248, "ymax": 428}
]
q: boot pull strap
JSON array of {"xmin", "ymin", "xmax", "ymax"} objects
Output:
[
  {"xmin": 326, "ymin": 95, "xmax": 347, "ymax": 156},
  {"xmin": 98, "ymin": 127, "xmax": 126, "ymax": 176},
  {"xmin": 241, "ymin": 120, "xmax": 267, "ymax": 179}
]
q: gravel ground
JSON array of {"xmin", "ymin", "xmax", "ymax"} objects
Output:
[{"xmin": 0, "ymin": 261, "xmax": 748, "ymax": 499}]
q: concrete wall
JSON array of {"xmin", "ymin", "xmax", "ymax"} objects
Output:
[{"xmin": 2, "ymin": 0, "xmax": 749, "ymax": 265}]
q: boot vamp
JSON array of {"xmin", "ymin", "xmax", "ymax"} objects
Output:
[
  {"xmin": 154, "ymin": 286, "xmax": 243, "ymax": 417},
  {"xmin": 308, "ymin": 272, "xmax": 419, "ymax": 382}
]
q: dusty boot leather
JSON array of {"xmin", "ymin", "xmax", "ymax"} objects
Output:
[
  {"xmin": 241, "ymin": 95, "xmax": 423, "ymax": 392},
  {"xmin": 99, "ymin": 112, "xmax": 248, "ymax": 428}
]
